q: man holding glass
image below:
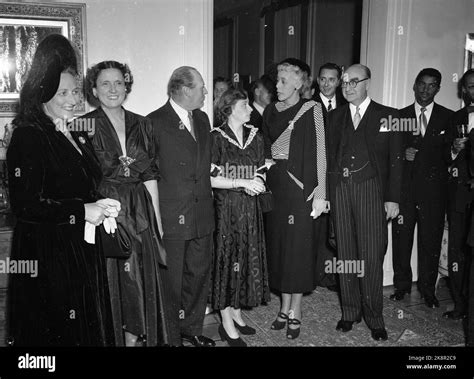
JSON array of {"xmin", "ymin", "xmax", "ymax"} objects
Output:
[
  {"xmin": 444, "ymin": 69, "xmax": 474, "ymax": 321},
  {"xmin": 391, "ymin": 68, "xmax": 453, "ymax": 308}
]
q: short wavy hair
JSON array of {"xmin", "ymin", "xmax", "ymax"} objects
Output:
[
  {"xmin": 277, "ymin": 61, "xmax": 311, "ymax": 97},
  {"xmin": 86, "ymin": 60, "xmax": 133, "ymax": 107},
  {"xmin": 167, "ymin": 66, "xmax": 197, "ymax": 98},
  {"xmin": 215, "ymin": 88, "xmax": 248, "ymax": 125}
]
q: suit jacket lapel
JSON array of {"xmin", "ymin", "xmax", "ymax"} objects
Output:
[
  {"xmin": 336, "ymin": 105, "xmax": 350, "ymax": 168},
  {"xmin": 406, "ymin": 104, "xmax": 422, "ymax": 148},
  {"xmin": 424, "ymin": 103, "xmax": 438, "ymax": 138},
  {"xmin": 364, "ymin": 102, "xmax": 384, "ymax": 149},
  {"xmin": 164, "ymin": 101, "xmax": 197, "ymax": 157},
  {"xmin": 193, "ymin": 111, "xmax": 205, "ymax": 173}
]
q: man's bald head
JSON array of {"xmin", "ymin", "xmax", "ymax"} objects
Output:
[{"xmin": 342, "ymin": 64, "xmax": 371, "ymax": 106}]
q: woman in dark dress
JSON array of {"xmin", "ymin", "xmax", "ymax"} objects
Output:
[
  {"xmin": 84, "ymin": 61, "xmax": 168, "ymax": 346},
  {"xmin": 210, "ymin": 88, "xmax": 270, "ymax": 346},
  {"xmin": 7, "ymin": 34, "xmax": 115, "ymax": 346},
  {"xmin": 263, "ymin": 58, "xmax": 329, "ymax": 339}
]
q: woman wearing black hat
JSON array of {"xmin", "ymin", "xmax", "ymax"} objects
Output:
[
  {"xmin": 263, "ymin": 58, "xmax": 329, "ymax": 339},
  {"xmin": 6, "ymin": 34, "xmax": 116, "ymax": 346}
]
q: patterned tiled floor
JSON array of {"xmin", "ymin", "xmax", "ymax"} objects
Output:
[{"xmin": 0, "ymin": 278, "xmax": 466, "ymax": 347}]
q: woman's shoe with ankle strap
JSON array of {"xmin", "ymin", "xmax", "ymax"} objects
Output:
[
  {"xmin": 286, "ymin": 318, "xmax": 301, "ymax": 339},
  {"xmin": 270, "ymin": 312, "xmax": 288, "ymax": 330}
]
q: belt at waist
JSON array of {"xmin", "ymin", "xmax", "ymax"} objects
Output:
[{"xmin": 102, "ymin": 178, "xmax": 141, "ymax": 185}]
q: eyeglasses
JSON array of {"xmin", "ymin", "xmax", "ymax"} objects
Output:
[{"xmin": 341, "ymin": 77, "xmax": 369, "ymax": 88}]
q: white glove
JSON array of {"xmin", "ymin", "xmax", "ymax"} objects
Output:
[
  {"xmin": 96, "ymin": 198, "xmax": 121, "ymax": 216},
  {"xmin": 103, "ymin": 217, "xmax": 117, "ymax": 234},
  {"xmin": 84, "ymin": 221, "xmax": 96, "ymax": 244}
]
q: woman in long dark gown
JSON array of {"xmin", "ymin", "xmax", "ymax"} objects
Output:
[
  {"xmin": 262, "ymin": 58, "xmax": 329, "ymax": 339},
  {"xmin": 209, "ymin": 88, "xmax": 270, "ymax": 346},
  {"xmin": 84, "ymin": 61, "xmax": 168, "ymax": 346},
  {"xmin": 7, "ymin": 34, "xmax": 115, "ymax": 346}
]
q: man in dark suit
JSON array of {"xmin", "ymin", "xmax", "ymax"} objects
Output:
[
  {"xmin": 390, "ymin": 68, "xmax": 453, "ymax": 309},
  {"xmin": 444, "ymin": 69, "xmax": 474, "ymax": 321},
  {"xmin": 313, "ymin": 62, "xmax": 347, "ymax": 292},
  {"xmin": 467, "ymin": 72, "xmax": 474, "ymax": 344},
  {"xmin": 248, "ymin": 75, "xmax": 274, "ymax": 130},
  {"xmin": 327, "ymin": 64, "xmax": 403, "ymax": 341},
  {"xmin": 313, "ymin": 62, "xmax": 347, "ymax": 122},
  {"xmin": 147, "ymin": 66, "xmax": 215, "ymax": 347}
]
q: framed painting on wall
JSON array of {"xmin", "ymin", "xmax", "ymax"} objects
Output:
[{"xmin": 0, "ymin": 2, "xmax": 87, "ymax": 114}]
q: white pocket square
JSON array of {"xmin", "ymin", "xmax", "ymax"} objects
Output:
[
  {"xmin": 439, "ymin": 130, "xmax": 445, "ymax": 135},
  {"xmin": 379, "ymin": 126, "xmax": 390, "ymax": 132}
]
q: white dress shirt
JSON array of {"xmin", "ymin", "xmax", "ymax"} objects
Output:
[
  {"xmin": 349, "ymin": 96, "xmax": 371, "ymax": 129},
  {"xmin": 319, "ymin": 93, "xmax": 337, "ymax": 111},
  {"xmin": 415, "ymin": 101, "xmax": 434, "ymax": 136},
  {"xmin": 252, "ymin": 102, "xmax": 265, "ymax": 116},
  {"xmin": 469, "ymin": 108, "xmax": 474, "ymax": 133},
  {"xmin": 170, "ymin": 97, "xmax": 192, "ymax": 133}
]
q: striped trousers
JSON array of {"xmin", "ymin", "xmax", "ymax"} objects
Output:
[{"xmin": 333, "ymin": 177, "xmax": 387, "ymax": 329}]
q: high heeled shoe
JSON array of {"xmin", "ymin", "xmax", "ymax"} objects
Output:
[
  {"xmin": 286, "ymin": 318, "xmax": 301, "ymax": 339},
  {"xmin": 270, "ymin": 312, "xmax": 288, "ymax": 330},
  {"xmin": 233, "ymin": 320, "xmax": 256, "ymax": 335},
  {"xmin": 218, "ymin": 324, "xmax": 247, "ymax": 347}
]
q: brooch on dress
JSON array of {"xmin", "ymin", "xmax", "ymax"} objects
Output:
[{"xmin": 119, "ymin": 155, "xmax": 136, "ymax": 177}]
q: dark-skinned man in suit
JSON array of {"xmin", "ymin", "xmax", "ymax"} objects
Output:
[
  {"xmin": 391, "ymin": 68, "xmax": 453, "ymax": 309},
  {"xmin": 147, "ymin": 66, "xmax": 215, "ymax": 347},
  {"xmin": 443, "ymin": 69, "xmax": 474, "ymax": 321},
  {"xmin": 467, "ymin": 69, "xmax": 474, "ymax": 344}
]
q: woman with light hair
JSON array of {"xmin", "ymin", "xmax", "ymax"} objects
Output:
[{"xmin": 262, "ymin": 58, "xmax": 329, "ymax": 339}]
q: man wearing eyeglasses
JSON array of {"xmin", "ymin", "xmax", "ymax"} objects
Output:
[
  {"xmin": 391, "ymin": 68, "xmax": 453, "ymax": 310},
  {"xmin": 327, "ymin": 64, "xmax": 402, "ymax": 341}
]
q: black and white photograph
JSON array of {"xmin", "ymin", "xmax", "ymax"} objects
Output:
[{"xmin": 0, "ymin": 0, "xmax": 473, "ymax": 377}]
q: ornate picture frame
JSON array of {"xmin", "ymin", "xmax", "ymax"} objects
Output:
[{"xmin": 0, "ymin": 2, "xmax": 87, "ymax": 114}]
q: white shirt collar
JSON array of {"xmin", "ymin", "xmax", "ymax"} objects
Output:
[
  {"xmin": 170, "ymin": 97, "xmax": 191, "ymax": 129},
  {"xmin": 349, "ymin": 96, "xmax": 371, "ymax": 119},
  {"xmin": 252, "ymin": 102, "xmax": 265, "ymax": 116},
  {"xmin": 415, "ymin": 101, "xmax": 434, "ymax": 124},
  {"xmin": 319, "ymin": 92, "xmax": 336, "ymax": 110},
  {"xmin": 415, "ymin": 101, "xmax": 434, "ymax": 113}
]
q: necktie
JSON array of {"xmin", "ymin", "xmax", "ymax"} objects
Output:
[
  {"xmin": 353, "ymin": 106, "xmax": 361, "ymax": 129},
  {"xmin": 327, "ymin": 99, "xmax": 332, "ymax": 111},
  {"xmin": 188, "ymin": 111, "xmax": 196, "ymax": 140},
  {"xmin": 419, "ymin": 107, "xmax": 427, "ymax": 137}
]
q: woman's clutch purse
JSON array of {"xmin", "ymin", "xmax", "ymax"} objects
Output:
[
  {"xmin": 99, "ymin": 222, "xmax": 132, "ymax": 259},
  {"xmin": 328, "ymin": 217, "xmax": 337, "ymax": 250},
  {"xmin": 255, "ymin": 164, "xmax": 273, "ymax": 213}
]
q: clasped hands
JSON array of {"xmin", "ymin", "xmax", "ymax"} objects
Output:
[
  {"xmin": 242, "ymin": 177, "xmax": 266, "ymax": 196},
  {"xmin": 85, "ymin": 198, "xmax": 121, "ymax": 234}
]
